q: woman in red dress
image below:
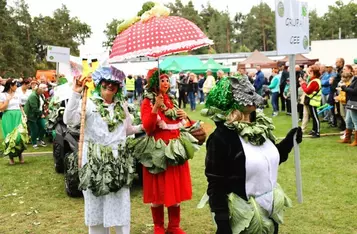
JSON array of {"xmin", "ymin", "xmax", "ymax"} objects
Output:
[{"xmin": 139, "ymin": 69, "xmax": 197, "ymax": 234}]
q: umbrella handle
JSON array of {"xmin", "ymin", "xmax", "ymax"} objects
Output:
[{"xmin": 78, "ymin": 86, "xmax": 88, "ymax": 168}]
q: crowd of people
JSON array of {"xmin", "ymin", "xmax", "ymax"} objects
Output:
[
  {"xmin": 0, "ymin": 75, "xmax": 59, "ymax": 164},
  {"xmin": 231, "ymin": 58, "xmax": 357, "ymax": 143},
  {"xmin": 0, "ymin": 58, "xmax": 356, "ymax": 234}
]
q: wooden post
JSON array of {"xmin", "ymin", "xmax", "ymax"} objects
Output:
[{"xmin": 78, "ymin": 86, "xmax": 88, "ymax": 168}]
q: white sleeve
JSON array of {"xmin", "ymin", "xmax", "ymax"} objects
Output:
[
  {"xmin": 0, "ymin": 93, "xmax": 5, "ymax": 102},
  {"xmin": 123, "ymin": 102, "xmax": 142, "ymax": 136},
  {"xmin": 63, "ymin": 91, "xmax": 82, "ymax": 126}
]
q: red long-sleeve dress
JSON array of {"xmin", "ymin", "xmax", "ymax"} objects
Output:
[{"xmin": 141, "ymin": 94, "xmax": 192, "ymax": 207}]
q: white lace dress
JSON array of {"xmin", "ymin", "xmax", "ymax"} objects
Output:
[{"xmin": 63, "ymin": 91, "xmax": 140, "ymax": 227}]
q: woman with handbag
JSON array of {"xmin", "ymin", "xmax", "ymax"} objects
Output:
[
  {"xmin": 338, "ymin": 65, "xmax": 357, "ymax": 146},
  {"xmin": 299, "ymin": 65, "xmax": 322, "ymax": 138},
  {"xmin": 136, "ymin": 68, "xmax": 205, "ymax": 234}
]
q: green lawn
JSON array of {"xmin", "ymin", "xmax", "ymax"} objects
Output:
[{"xmin": 0, "ymin": 107, "xmax": 357, "ymax": 233}]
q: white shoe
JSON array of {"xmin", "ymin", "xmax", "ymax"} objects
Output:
[{"xmin": 33, "ymin": 145, "xmax": 39, "ymax": 149}]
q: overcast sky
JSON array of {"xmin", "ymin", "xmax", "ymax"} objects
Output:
[{"xmin": 9, "ymin": 0, "xmax": 353, "ymax": 55}]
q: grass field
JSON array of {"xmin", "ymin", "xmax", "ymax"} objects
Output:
[{"xmin": 0, "ymin": 107, "xmax": 357, "ymax": 234}]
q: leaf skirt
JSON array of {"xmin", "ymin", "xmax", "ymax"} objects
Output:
[{"xmin": 1, "ymin": 110, "xmax": 28, "ymax": 158}]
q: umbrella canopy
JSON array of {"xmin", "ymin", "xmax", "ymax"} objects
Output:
[
  {"xmin": 191, "ymin": 58, "xmax": 230, "ymax": 73},
  {"xmin": 162, "ymin": 60, "xmax": 182, "ymax": 73},
  {"xmin": 159, "ymin": 56, "xmax": 203, "ymax": 71},
  {"xmin": 109, "ymin": 16, "xmax": 213, "ymax": 63}
]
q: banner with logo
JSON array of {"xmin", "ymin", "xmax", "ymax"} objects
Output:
[{"xmin": 275, "ymin": 0, "xmax": 309, "ymax": 55}]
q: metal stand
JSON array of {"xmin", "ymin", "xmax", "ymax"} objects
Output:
[{"xmin": 288, "ymin": 54, "xmax": 303, "ymax": 203}]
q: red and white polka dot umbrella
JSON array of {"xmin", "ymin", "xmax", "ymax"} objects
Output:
[{"xmin": 109, "ymin": 16, "xmax": 213, "ymax": 63}]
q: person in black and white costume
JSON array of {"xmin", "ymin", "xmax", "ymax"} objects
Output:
[{"xmin": 201, "ymin": 76, "xmax": 303, "ymax": 234}]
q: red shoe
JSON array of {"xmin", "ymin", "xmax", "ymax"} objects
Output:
[
  {"xmin": 166, "ymin": 206, "xmax": 186, "ymax": 234},
  {"xmin": 151, "ymin": 206, "xmax": 165, "ymax": 234}
]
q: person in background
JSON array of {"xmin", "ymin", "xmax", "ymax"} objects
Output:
[
  {"xmin": 125, "ymin": 75, "xmax": 135, "ymax": 104},
  {"xmin": 329, "ymin": 58, "xmax": 345, "ymax": 129},
  {"xmin": 0, "ymin": 76, "xmax": 5, "ymax": 93},
  {"xmin": 268, "ymin": 68, "xmax": 280, "ymax": 117},
  {"xmin": 254, "ymin": 65, "xmax": 264, "ymax": 96},
  {"xmin": 300, "ymin": 68, "xmax": 311, "ymax": 133},
  {"xmin": 279, "ymin": 64, "xmax": 289, "ymax": 112},
  {"xmin": 0, "ymin": 79, "xmax": 28, "ymax": 164},
  {"xmin": 338, "ymin": 64, "xmax": 357, "ymax": 146},
  {"xmin": 30, "ymin": 80, "xmax": 39, "ymax": 90},
  {"xmin": 39, "ymin": 75, "xmax": 51, "ymax": 99},
  {"xmin": 321, "ymin": 64, "xmax": 335, "ymax": 122},
  {"xmin": 300, "ymin": 65, "xmax": 322, "ymax": 138},
  {"xmin": 16, "ymin": 78, "xmax": 32, "ymax": 107},
  {"xmin": 24, "ymin": 84, "xmax": 48, "ymax": 149},
  {"xmin": 237, "ymin": 68, "xmax": 247, "ymax": 77},
  {"xmin": 335, "ymin": 69, "xmax": 353, "ymax": 141},
  {"xmin": 203, "ymin": 69, "xmax": 215, "ymax": 95},
  {"xmin": 297, "ymin": 85, "xmax": 304, "ymax": 122},
  {"xmin": 178, "ymin": 72, "xmax": 188, "ymax": 109},
  {"xmin": 135, "ymin": 74, "xmax": 144, "ymax": 104},
  {"xmin": 284, "ymin": 78, "xmax": 291, "ymax": 115},
  {"xmin": 216, "ymin": 70, "xmax": 225, "ymax": 84},
  {"xmin": 169, "ymin": 72, "xmax": 177, "ymax": 98},
  {"xmin": 247, "ymin": 71, "xmax": 255, "ymax": 84},
  {"xmin": 187, "ymin": 73, "xmax": 198, "ymax": 112},
  {"xmin": 198, "ymin": 74, "xmax": 205, "ymax": 104}
]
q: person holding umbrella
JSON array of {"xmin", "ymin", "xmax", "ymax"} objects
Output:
[
  {"xmin": 63, "ymin": 67, "xmax": 142, "ymax": 234},
  {"xmin": 136, "ymin": 68, "xmax": 204, "ymax": 234}
]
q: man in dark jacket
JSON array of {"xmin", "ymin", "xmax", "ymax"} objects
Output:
[
  {"xmin": 254, "ymin": 65, "xmax": 264, "ymax": 96},
  {"xmin": 329, "ymin": 58, "xmax": 345, "ymax": 129},
  {"xmin": 24, "ymin": 84, "xmax": 47, "ymax": 149},
  {"xmin": 178, "ymin": 73, "xmax": 188, "ymax": 108},
  {"xmin": 279, "ymin": 64, "xmax": 289, "ymax": 112},
  {"xmin": 135, "ymin": 75, "xmax": 144, "ymax": 104}
]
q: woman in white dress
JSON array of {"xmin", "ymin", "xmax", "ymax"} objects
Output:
[
  {"xmin": 16, "ymin": 78, "xmax": 32, "ymax": 107},
  {"xmin": 63, "ymin": 67, "xmax": 142, "ymax": 234},
  {"xmin": 0, "ymin": 79, "xmax": 28, "ymax": 164}
]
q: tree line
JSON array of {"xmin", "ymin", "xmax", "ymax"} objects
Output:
[
  {"xmin": 0, "ymin": 0, "xmax": 91, "ymax": 77},
  {"xmin": 103, "ymin": 0, "xmax": 357, "ymax": 55},
  {"xmin": 1, "ymin": 0, "xmax": 356, "ymax": 77}
]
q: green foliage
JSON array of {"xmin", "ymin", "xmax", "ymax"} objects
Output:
[
  {"xmin": 103, "ymin": 0, "xmax": 357, "ymax": 54},
  {"xmin": 103, "ymin": 18, "xmax": 124, "ymax": 48},
  {"xmin": 0, "ymin": 1, "xmax": 91, "ymax": 78},
  {"xmin": 137, "ymin": 1, "xmax": 155, "ymax": 16},
  {"xmin": 79, "ymin": 141, "xmax": 135, "ymax": 197},
  {"xmin": 236, "ymin": 45, "xmax": 251, "ymax": 53},
  {"xmin": 128, "ymin": 132, "xmax": 199, "ymax": 174}
]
